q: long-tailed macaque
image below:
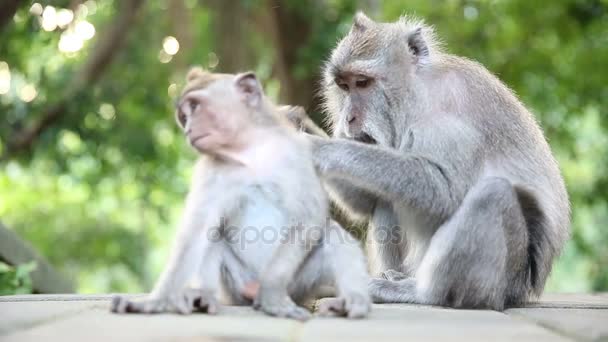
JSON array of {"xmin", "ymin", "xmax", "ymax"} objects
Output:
[
  {"xmin": 297, "ymin": 13, "xmax": 570, "ymax": 310},
  {"xmin": 111, "ymin": 68, "xmax": 370, "ymax": 319}
]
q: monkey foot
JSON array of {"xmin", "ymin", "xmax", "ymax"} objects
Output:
[
  {"xmin": 111, "ymin": 289, "xmax": 219, "ymax": 315},
  {"xmin": 254, "ymin": 294, "xmax": 311, "ymax": 321},
  {"xmin": 316, "ymin": 294, "xmax": 371, "ymax": 319},
  {"xmin": 380, "ymin": 269, "xmax": 409, "ymax": 281}
]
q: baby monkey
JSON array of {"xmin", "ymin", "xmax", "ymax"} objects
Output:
[{"xmin": 111, "ymin": 68, "xmax": 370, "ymax": 320}]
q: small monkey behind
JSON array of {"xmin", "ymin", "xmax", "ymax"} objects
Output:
[{"xmin": 111, "ymin": 68, "xmax": 370, "ymax": 319}]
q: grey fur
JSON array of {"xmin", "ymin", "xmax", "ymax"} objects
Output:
[
  {"xmin": 311, "ymin": 12, "xmax": 570, "ymax": 310},
  {"xmin": 112, "ymin": 71, "xmax": 370, "ymax": 319}
]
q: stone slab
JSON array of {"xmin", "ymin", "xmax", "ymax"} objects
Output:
[
  {"xmin": 0, "ymin": 296, "xmax": 574, "ymax": 342},
  {"xmin": 302, "ymin": 303, "xmax": 571, "ymax": 342},
  {"xmin": 526, "ymin": 293, "xmax": 608, "ymax": 309},
  {"xmin": 507, "ymin": 307, "xmax": 608, "ymax": 341},
  {"xmin": 2, "ymin": 303, "xmax": 301, "ymax": 342}
]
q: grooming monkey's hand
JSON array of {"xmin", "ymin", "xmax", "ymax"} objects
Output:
[
  {"xmin": 305, "ymin": 135, "xmax": 336, "ymax": 175},
  {"xmin": 280, "ymin": 105, "xmax": 308, "ymax": 131},
  {"xmin": 111, "ymin": 288, "xmax": 219, "ymax": 315},
  {"xmin": 253, "ymin": 288, "xmax": 312, "ymax": 321}
]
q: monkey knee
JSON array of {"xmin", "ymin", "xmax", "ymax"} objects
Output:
[
  {"xmin": 466, "ymin": 177, "xmax": 519, "ymax": 215},
  {"xmin": 476, "ymin": 177, "xmax": 515, "ymax": 199}
]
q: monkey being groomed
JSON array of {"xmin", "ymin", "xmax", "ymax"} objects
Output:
[{"xmin": 111, "ymin": 68, "xmax": 371, "ymax": 320}]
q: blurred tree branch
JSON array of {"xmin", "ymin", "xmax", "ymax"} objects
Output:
[
  {"xmin": 0, "ymin": 0, "xmax": 26, "ymax": 32},
  {"xmin": 3, "ymin": 0, "xmax": 145, "ymax": 159}
]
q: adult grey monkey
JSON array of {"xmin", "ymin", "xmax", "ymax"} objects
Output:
[{"xmin": 299, "ymin": 12, "xmax": 569, "ymax": 310}]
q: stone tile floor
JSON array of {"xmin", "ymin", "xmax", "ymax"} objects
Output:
[{"xmin": 1, "ymin": 293, "xmax": 606, "ymax": 341}]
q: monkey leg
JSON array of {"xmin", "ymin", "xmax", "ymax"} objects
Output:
[
  {"xmin": 369, "ymin": 177, "xmax": 528, "ymax": 310},
  {"xmin": 366, "ymin": 201, "xmax": 406, "ymax": 277},
  {"xmin": 312, "ymin": 220, "xmax": 371, "ymax": 319},
  {"xmin": 253, "ymin": 227, "xmax": 322, "ymax": 321}
]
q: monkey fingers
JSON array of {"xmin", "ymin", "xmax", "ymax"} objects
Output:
[
  {"xmin": 316, "ymin": 294, "xmax": 370, "ymax": 319},
  {"xmin": 316, "ymin": 297, "xmax": 346, "ymax": 317},
  {"xmin": 380, "ymin": 269, "xmax": 409, "ymax": 282},
  {"xmin": 182, "ymin": 288, "xmax": 219, "ymax": 314},
  {"xmin": 111, "ymin": 293, "xmax": 202, "ymax": 315},
  {"xmin": 111, "ymin": 295, "xmax": 172, "ymax": 314}
]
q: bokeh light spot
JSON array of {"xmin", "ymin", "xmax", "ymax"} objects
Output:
[
  {"xmin": 0, "ymin": 62, "xmax": 10, "ymax": 95},
  {"xmin": 163, "ymin": 36, "xmax": 180, "ymax": 55},
  {"xmin": 19, "ymin": 84, "xmax": 37, "ymax": 102},
  {"xmin": 42, "ymin": 6, "xmax": 57, "ymax": 31}
]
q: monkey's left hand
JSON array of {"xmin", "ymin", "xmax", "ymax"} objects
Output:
[{"xmin": 111, "ymin": 289, "xmax": 219, "ymax": 315}]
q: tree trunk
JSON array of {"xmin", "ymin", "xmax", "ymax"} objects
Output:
[
  {"xmin": 255, "ymin": 1, "xmax": 317, "ymax": 113},
  {"xmin": 206, "ymin": 0, "xmax": 253, "ymax": 73},
  {"xmin": 0, "ymin": 0, "xmax": 26, "ymax": 32}
]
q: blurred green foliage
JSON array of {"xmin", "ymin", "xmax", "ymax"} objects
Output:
[
  {"xmin": 0, "ymin": 0, "xmax": 606, "ymax": 294},
  {"xmin": 0, "ymin": 261, "xmax": 36, "ymax": 295}
]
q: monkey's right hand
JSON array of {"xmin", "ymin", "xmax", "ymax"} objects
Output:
[
  {"xmin": 253, "ymin": 288, "xmax": 311, "ymax": 321},
  {"xmin": 111, "ymin": 289, "xmax": 219, "ymax": 315},
  {"xmin": 279, "ymin": 105, "xmax": 308, "ymax": 131}
]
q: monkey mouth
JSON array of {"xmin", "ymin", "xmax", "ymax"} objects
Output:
[
  {"xmin": 190, "ymin": 133, "xmax": 211, "ymax": 146},
  {"xmin": 353, "ymin": 132, "xmax": 377, "ymax": 145}
]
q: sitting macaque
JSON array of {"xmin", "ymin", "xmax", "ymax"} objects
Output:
[{"xmin": 111, "ymin": 68, "xmax": 370, "ymax": 319}]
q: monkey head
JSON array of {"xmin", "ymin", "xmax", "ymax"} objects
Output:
[
  {"xmin": 322, "ymin": 12, "xmax": 439, "ymax": 147},
  {"xmin": 175, "ymin": 67, "xmax": 271, "ymax": 155}
]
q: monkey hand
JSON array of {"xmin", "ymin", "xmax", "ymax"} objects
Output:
[
  {"xmin": 316, "ymin": 293, "xmax": 371, "ymax": 319},
  {"xmin": 305, "ymin": 135, "xmax": 338, "ymax": 175},
  {"xmin": 253, "ymin": 288, "xmax": 312, "ymax": 321},
  {"xmin": 111, "ymin": 288, "xmax": 219, "ymax": 315},
  {"xmin": 279, "ymin": 105, "xmax": 308, "ymax": 131}
]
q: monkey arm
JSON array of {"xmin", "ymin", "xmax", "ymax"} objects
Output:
[
  {"xmin": 310, "ymin": 137, "xmax": 475, "ymax": 222},
  {"xmin": 325, "ymin": 177, "xmax": 378, "ymax": 219},
  {"xmin": 149, "ymin": 223, "xmax": 216, "ymax": 298},
  {"xmin": 149, "ymin": 190, "xmax": 229, "ymax": 298}
]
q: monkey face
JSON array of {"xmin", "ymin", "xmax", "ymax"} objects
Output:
[
  {"xmin": 322, "ymin": 12, "xmax": 429, "ymax": 148},
  {"xmin": 322, "ymin": 14, "xmax": 397, "ymax": 146},
  {"xmin": 175, "ymin": 71, "xmax": 264, "ymax": 155}
]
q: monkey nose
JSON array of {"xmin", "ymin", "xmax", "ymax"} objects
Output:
[{"xmin": 347, "ymin": 114, "xmax": 356, "ymax": 124}]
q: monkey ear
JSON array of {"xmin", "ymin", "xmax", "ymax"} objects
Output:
[
  {"xmin": 407, "ymin": 28, "xmax": 430, "ymax": 62},
  {"xmin": 352, "ymin": 11, "xmax": 374, "ymax": 32},
  {"xmin": 235, "ymin": 72, "xmax": 263, "ymax": 108}
]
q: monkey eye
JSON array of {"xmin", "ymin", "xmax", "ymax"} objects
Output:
[
  {"xmin": 335, "ymin": 78, "xmax": 349, "ymax": 91},
  {"xmin": 177, "ymin": 110, "xmax": 187, "ymax": 126},
  {"xmin": 355, "ymin": 77, "xmax": 371, "ymax": 89},
  {"xmin": 188, "ymin": 98, "xmax": 200, "ymax": 113}
]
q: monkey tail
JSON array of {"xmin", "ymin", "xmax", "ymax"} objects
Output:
[{"xmin": 515, "ymin": 187, "xmax": 559, "ymax": 299}]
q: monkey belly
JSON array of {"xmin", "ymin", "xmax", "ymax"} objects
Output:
[{"xmin": 225, "ymin": 192, "xmax": 290, "ymax": 276}]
